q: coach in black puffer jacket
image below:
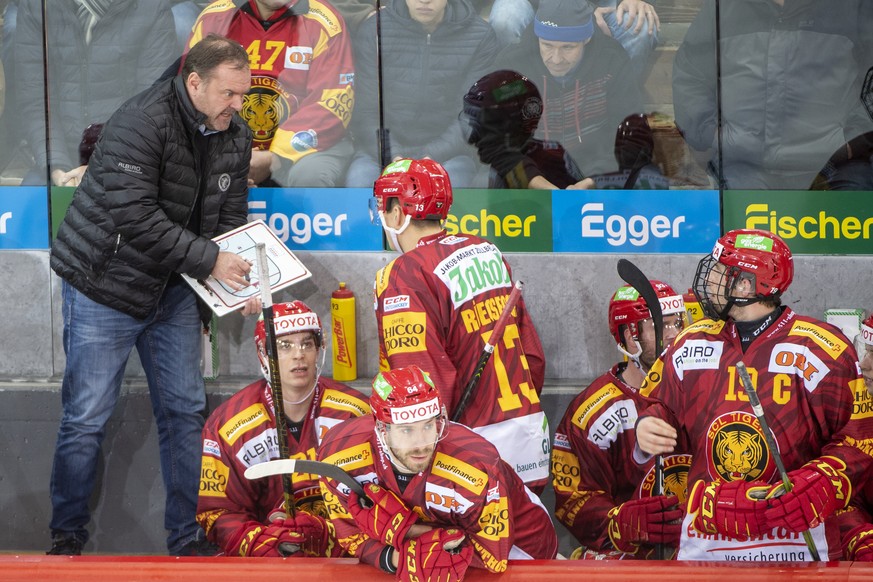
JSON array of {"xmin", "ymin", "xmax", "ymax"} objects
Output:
[
  {"xmin": 50, "ymin": 72, "xmax": 252, "ymax": 320},
  {"xmin": 46, "ymin": 36, "xmax": 254, "ymax": 558}
]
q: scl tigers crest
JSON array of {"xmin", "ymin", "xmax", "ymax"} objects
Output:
[
  {"xmin": 639, "ymin": 454, "xmax": 691, "ymax": 503},
  {"xmin": 705, "ymin": 411, "xmax": 775, "ymax": 483},
  {"xmin": 293, "ymin": 487, "xmax": 329, "ymax": 520},
  {"xmin": 242, "ymin": 76, "xmax": 294, "ymax": 149}
]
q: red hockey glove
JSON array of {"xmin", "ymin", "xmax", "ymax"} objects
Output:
[
  {"xmin": 764, "ymin": 457, "xmax": 852, "ymax": 532},
  {"xmin": 397, "ymin": 528, "xmax": 471, "ymax": 582},
  {"xmin": 687, "ymin": 479, "xmax": 770, "ymax": 541},
  {"xmin": 845, "ymin": 524, "xmax": 873, "ymax": 561},
  {"xmin": 235, "ymin": 520, "xmax": 306, "ymax": 557},
  {"xmin": 606, "ymin": 495, "xmax": 683, "ymax": 553},
  {"xmin": 348, "ymin": 483, "xmax": 418, "ymax": 548},
  {"xmin": 288, "ymin": 511, "xmax": 345, "ymax": 557}
]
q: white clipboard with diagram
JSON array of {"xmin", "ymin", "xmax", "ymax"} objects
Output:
[{"xmin": 182, "ymin": 220, "xmax": 311, "ymax": 316}]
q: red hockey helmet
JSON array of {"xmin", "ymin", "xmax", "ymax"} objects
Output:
[
  {"xmin": 370, "ymin": 365, "xmax": 446, "ymax": 425},
  {"xmin": 693, "ymin": 229, "xmax": 793, "ymax": 320},
  {"xmin": 372, "ymin": 158, "xmax": 453, "ymax": 221},
  {"xmin": 608, "ymin": 281, "xmax": 685, "ymax": 344},
  {"xmin": 254, "ymin": 301, "xmax": 323, "ymax": 379},
  {"xmin": 462, "ymin": 69, "xmax": 543, "ymax": 141}
]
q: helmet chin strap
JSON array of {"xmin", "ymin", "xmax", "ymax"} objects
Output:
[
  {"xmin": 715, "ymin": 294, "xmax": 762, "ymax": 320},
  {"xmin": 380, "ymin": 211, "xmax": 412, "ymax": 253},
  {"xmin": 616, "ymin": 340, "xmax": 646, "ymax": 373}
]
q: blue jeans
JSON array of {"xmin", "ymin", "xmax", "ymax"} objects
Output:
[
  {"xmin": 345, "ymin": 152, "xmax": 482, "ymax": 188},
  {"xmin": 51, "ymin": 280, "xmax": 207, "ymax": 554},
  {"xmin": 489, "ymin": 0, "xmax": 657, "ymax": 76}
]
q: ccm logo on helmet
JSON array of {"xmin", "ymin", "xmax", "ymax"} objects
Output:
[
  {"xmin": 274, "ymin": 314, "xmax": 318, "ymax": 332},
  {"xmin": 390, "ymin": 399, "xmax": 440, "ymax": 424}
]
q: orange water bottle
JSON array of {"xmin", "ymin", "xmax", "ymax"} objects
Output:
[{"xmin": 331, "ymin": 282, "xmax": 357, "ymax": 381}]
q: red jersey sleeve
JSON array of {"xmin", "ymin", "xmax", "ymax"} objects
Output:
[
  {"xmin": 317, "ymin": 417, "xmax": 385, "ymax": 568},
  {"xmin": 196, "ymin": 387, "xmax": 283, "ymax": 554},
  {"xmin": 552, "ymin": 398, "xmax": 623, "ymax": 548}
]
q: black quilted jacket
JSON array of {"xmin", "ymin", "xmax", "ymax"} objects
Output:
[{"xmin": 50, "ymin": 76, "xmax": 252, "ymax": 320}]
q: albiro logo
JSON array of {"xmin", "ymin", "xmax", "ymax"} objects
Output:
[{"xmin": 435, "ymin": 242, "xmax": 511, "ymax": 307}]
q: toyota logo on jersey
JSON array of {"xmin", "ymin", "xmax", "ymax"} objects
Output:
[
  {"xmin": 390, "ymin": 398, "xmax": 440, "ymax": 424},
  {"xmin": 274, "ymin": 313, "xmax": 319, "ymax": 333}
]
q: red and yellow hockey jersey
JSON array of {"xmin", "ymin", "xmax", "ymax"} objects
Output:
[
  {"xmin": 317, "ymin": 415, "xmax": 558, "ymax": 571},
  {"xmin": 186, "ymin": 0, "xmax": 354, "ymax": 162},
  {"xmin": 196, "ymin": 378, "xmax": 369, "ymax": 554},
  {"xmin": 553, "ymin": 363, "xmax": 690, "ymax": 553},
  {"xmin": 374, "ymin": 230, "xmax": 549, "ymax": 490},
  {"xmin": 639, "ymin": 308, "xmax": 873, "ymax": 561}
]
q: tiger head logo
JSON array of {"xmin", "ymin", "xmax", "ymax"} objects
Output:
[
  {"xmin": 663, "ymin": 467, "xmax": 688, "ymax": 501},
  {"xmin": 715, "ymin": 430, "xmax": 763, "ymax": 480},
  {"xmin": 294, "ymin": 490, "xmax": 329, "ymax": 520},
  {"xmin": 639, "ymin": 454, "xmax": 691, "ymax": 503},
  {"xmin": 240, "ymin": 78, "xmax": 293, "ymax": 149},
  {"xmin": 706, "ymin": 412, "xmax": 774, "ymax": 482}
]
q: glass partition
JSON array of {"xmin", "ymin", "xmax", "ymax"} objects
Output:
[{"xmin": 0, "ymin": 0, "xmax": 871, "ymax": 195}]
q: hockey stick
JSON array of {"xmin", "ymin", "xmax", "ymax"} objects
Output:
[
  {"xmin": 255, "ymin": 242, "xmax": 295, "ymax": 518},
  {"xmin": 245, "ymin": 458, "xmax": 367, "ymax": 498},
  {"xmin": 735, "ymin": 362, "xmax": 821, "ymax": 561},
  {"xmin": 452, "ymin": 281, "xmax": 524, "ymax": 422},
  {"xmin": 616, "ymin": 258, "xmax": 667, "ymax": 559},
  {"xmin": 374, "ymin": 0, "xmax": 392, "ymax": 169}
]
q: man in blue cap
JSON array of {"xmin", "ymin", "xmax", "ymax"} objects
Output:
[{"xmin": 496, "ymin": 0, "xmax": 643, "ymax": 179}]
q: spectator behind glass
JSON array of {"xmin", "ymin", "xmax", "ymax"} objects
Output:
[
  {"xmin": 344, "ymin": 0, "xmax": 499, "ymax": 188},
  {"xmin": 0, "ymin": 0, "xmax": 20, "ymax": 179},
  {"xmin": 672, "ymin": 0, "xmax": 873, "ymax": 190},
  {"xmin": 810, "ymin": 65, "xmax": 873, "ymax": 191},
  {"xmin": 184, "ymin": 0, "xmax": 355, "ymax": 188},
  {"xmin": 170, "ymin": 0, "xmax": 201, "ymax": 53},
  {"xmin": 13, "ymin": 0, "xmax": 177, "ymax": 186},
  {"xmin": 460, "ymin": 69, "xmax": 595, "ymax": 189},
  {"xmin": 595, "ymin": 113, "xmax": 670, "ymax": 189},
  {"xmin": 489, "ymin": 0, "xmax": 659, "ymax": 80},
  {"xmin": 496, "ymin": 0, "xmax": 643, "ymax": 178}
]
